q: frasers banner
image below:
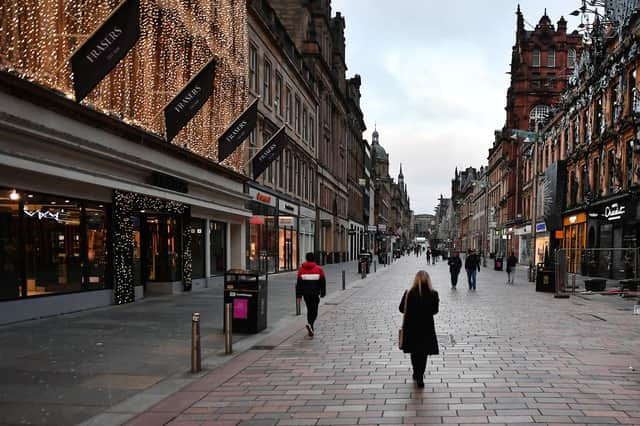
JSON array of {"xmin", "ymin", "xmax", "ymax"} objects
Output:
[
  {"xmin": 218, "ymin": 99, "xmax": 258, "ymax": 162},
  {"xmin": 71, "ymin": 0, "xmax": 140, "ymax": 102},
  {"xmin": 164, "ymin": 59, "xmax": 216, "ymax": 142},
  {"xmin": 252, "ymin": 127, "xmax": 288, "ymax": 180}
]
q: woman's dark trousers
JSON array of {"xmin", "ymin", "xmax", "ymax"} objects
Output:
[{"xmin": 410, "ymin": 353, "xmax": 428, "ymax": 379}]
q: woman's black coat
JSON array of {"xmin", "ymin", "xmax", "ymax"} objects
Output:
[{"xmin": 398, "ymin": 288, "xmax": 439, "ymax": 355}]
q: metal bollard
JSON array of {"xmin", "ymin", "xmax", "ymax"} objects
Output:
[
  {"xmin": 296, "ymin": 297, "xmax": 301, "ymax": 315},
  {"xmin": 342, "ymin": 270, "xmax": 346, "ymax": 290},
  {"xmin": 191, "ymin": 312, "xmax": 201, "ymax": 373},
  {"xmin": 224, "ymin": 303, "xmax": 233, "ymax": 355},
  {"xmin": 374, "ymin": 261, "xmax": 376, "ymax": 273},
  {"xmin": 361, "ymin": 262, "xmax": 366, "ymax": 279}
]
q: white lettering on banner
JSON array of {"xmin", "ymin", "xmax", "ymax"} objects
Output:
[
  {"xmin": 85, "ymin": 26, "xmax": 124, "ymax": 63},
  {"xmin": 173, "ymin": 85, "xmax": 203, "ymax": 113},
  {"xmin": 224, "ymin": 120, "xmax": 247, "ymax": 143},
  {"xmin": 604, "ymin": 203, "xmax": 626, "ymax": 221}
]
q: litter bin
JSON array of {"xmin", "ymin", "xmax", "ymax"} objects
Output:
[
  {"xmin": 358, "ymin": 252, "xmax": 371, "ymax": 273},
  {"xmin": 535, "ymin": 265, "xmax": 555, "ymax": 292},
  {"xmin": 494, "ymin": 257, "xmax": 503, "ymax": 271},
  {"xmin": 223, "ymin": 269, "xmax": 267, "ymax": 333},
  {"xmin": 584, "ymin": 278, "xmax": 606, "ymax": 291}
]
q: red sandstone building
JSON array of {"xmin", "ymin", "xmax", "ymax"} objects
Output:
[{"xmin": 489, "ymin": 7, "xmax": 582, "ymax": 263}]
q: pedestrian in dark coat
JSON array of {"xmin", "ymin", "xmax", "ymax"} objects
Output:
[
  {"xmin": 447, "ymin": 252, "xmax": 462, "ymax": 288},
  {"xmin": 398, "ymin": 270, "xmax": 439, "ymax": 388},
  {"xmin": 506, "ymin": 252, "xmax": 518, "ymax": 284}
]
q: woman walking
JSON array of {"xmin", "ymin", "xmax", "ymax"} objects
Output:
[{"xmin": 398, "ymin": 270, "xmax": 439, "ymax": 388}]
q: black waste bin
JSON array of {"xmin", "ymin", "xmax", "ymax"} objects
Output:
[
  {"xmin": 584, "ymin": 278, "xmax": 606, "ymax": 292},
  {"xmin": 535, "ymin": 265, "xmax": 555, "ymax": 292},
  {"xmin": 223, "ymin": 269, "xmax": 267, "ymax": 333},
  {"xmin": 358, "ymin": 253, "xmax": 371, "ymax": 273},
  {"xmin": 494, "ymin": 257, "xmax": 504, "ymax": 271}
]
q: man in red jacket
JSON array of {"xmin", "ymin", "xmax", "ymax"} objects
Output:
[{"xmin": 296, "ymin": 252, "xmax": 326, "ymax": 337}]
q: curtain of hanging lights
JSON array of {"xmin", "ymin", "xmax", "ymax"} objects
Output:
[{"xmin": 0, "ymin": 0, "xmax": 248, "ymax": 171}]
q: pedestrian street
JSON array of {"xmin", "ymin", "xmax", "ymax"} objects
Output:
[{"xmin": 125, "ymin": 255, "xmax": 640, "ymax": 426}]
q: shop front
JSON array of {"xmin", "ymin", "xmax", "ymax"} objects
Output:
[
  {"xmin": 515, "ymin": 224, "xmax": 531, "ymax": 266},
  {"xmin": 562, "ymin": 211, "xmax": 587, "ymax": 273},
  {"xmin": 298, "ymin": 205, "xmax": 315, "ymax": 266},
  {"xmin": 0, "ymin": 79, "xmax": 250, "ymax": 324},
  {"xmin": 278, "ymin": 199, "xmax": 299, "ymax": 271},
  {"xmin": 532, "ymin": 222, "xmax": 549, "ymax": 266},
  {"xmin": 585, "ymin": 195, "xmax": 638, "ymax": 279},
  {"xmin": 247, "ymin": 187, "xmax": 277, "ymax": 273},
  {"xmin": 246, "ymin": 186, "xmax": 301, "ymax": 273}
]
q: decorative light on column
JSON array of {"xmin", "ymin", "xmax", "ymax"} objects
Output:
[{"xmin": 0, "ymin": 0, "xmax": 248, "ymax": 171}]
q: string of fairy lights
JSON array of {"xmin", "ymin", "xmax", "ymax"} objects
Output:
[
  {"xmin": 112, "ymin": 190, "xmax": 191, "ymax": 304},
  {"xmin": 0, "ymin": 0, "xmax": 248, "ymax": 171}
]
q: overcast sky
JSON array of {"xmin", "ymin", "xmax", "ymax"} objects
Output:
[{"xmin": 331, "ymin": 0, "xmax": 583, "ymax": 215}]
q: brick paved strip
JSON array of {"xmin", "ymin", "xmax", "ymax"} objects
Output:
[{"xmin": 182, "ymin": 349, "xmax": 266, "ymax": 392}]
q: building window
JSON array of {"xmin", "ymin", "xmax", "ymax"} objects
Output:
[
  {"xmin": 285, "ymin": 87, "xmax": 292, "ymax": 124},
  {"xmin": 529, "ymin": 104, "xmax": 550, "ymax": 131},
  {"xmin": 532, "ymin": 48, "xmax": 540, "ymax": 67},
  {"xmin": 547, "ymin": 48, "xmax": 555, "ymax": 67},
  {"xmin": 568, "ymin": 48, "xmax": 577, "ymax": 69},
  {"xmin": 629, "ymin": 69, "xmax": 638, "ymax": 114},
  {"xmin": 295, "ymin": 96, "xmax": 301, "ymax": 134},
  {"xmin": 595, "ymin": 97, "xmax": 603, "ymax": 135},
  {"xmin": 309, "ymin": 116, "xmax": 315, "ymax": 148},
  {"xmin": 302, "ymin": 106, "xmax": 308, "ymax": 142},
  {"xmin": 249, "ymin": 45, "xmax": 258, "ymax": 92},
  {"xmin": 274, "ymin": 73, "xmax": 283, "ymax": 116},
  {"xmin": 263, "ymin": 60, "xmax": 271, "ymax": 105}
]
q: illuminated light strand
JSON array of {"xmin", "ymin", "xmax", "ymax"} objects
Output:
[{"xmin": 0, "ymin": 0, "xmax": 248, "ymax": 171}]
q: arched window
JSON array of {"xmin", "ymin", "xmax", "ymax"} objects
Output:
[{"xmin": 529, "ymin": 105, "xmax": 550, "ymax": 131}]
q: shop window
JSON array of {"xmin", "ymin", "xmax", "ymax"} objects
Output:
[
  {"xmin": 191, "ymin": 218, "xmax": 205, "ymax": 279},
  {"xmin": 0, "ymin": 188, "xmax": 110, "ymax": 301},
  {"xmin": 210, "ymin": 221, "xmax": 226, "ymax": 275}
]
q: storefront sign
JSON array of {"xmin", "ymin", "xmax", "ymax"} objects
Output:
[
  {"xmin": 377, "ymin": 224, "xmax": 387, "ymax": 232},
  {"xmin": 249, "ymin": 187, "xmax": 276, "ymax": 207},
  {"xmin": 71, "ymin": 0, "xmax": 140, "ymax": 102},
  {"xmin": 148, "ymin": 172, "xmax": 188, "ymax": 193},
  {"xmin": 555, "ymin": 230, "xmax": 564, "ymax": 239},
  {"xmin": 218, "ymin": 99, "xmax": 258, "ymax": 162},
  {"xmin": 535, "ymin": 222, "xmax": 546, "ymax": 232},
  {"xmin": 278, "ymin": 200, "xmax": 299, "ymax": 216},
  {"xmin": 367, "ymin": 225, "xmax": 377, "ymax": 232},
  {"xmin": 604, "ymin": 202, "xmax": 626, "ymax": 221},
  {"xmin": 164, "ymin": 58, "xmax": 216, "ymax": 141},
  {"xmin": 23, "ymin": 207, "xmax": 60, "ymax": 222}
]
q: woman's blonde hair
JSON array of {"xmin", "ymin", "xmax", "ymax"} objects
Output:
[{"xmin": 411, "ymin": 270, "xmax": 434, "ymax": 296}]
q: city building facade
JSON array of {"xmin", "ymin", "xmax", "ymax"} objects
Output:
[{"xmin": 0, "ymin": 0, "xmax": 250, "ymax": 323}]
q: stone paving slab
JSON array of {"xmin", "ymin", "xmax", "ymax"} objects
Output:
[{"xmin": 118, "ymin": 256, "xmax": 640, "ymax": 426}]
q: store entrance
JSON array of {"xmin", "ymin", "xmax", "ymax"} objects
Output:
[{"xmin": 138, "ymin": 213, "xmax": 182, "ymax": 293}]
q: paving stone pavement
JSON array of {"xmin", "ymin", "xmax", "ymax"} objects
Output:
[{"xmin": 121, "ymin": 256, "xmax": 640, "ymax": 426}]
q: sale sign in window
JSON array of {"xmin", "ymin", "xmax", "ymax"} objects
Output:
[{"xmin": 233, "ymin": 298, "xmax": 248, "ymax": 319}]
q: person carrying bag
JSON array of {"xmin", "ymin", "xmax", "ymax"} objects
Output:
[{"xmin": 398, "ymin": 270, "xmax": 439, "ymax": 388}]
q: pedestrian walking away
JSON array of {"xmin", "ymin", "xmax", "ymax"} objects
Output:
[
  {"xmin": 398, "ymin": 270, "xmax": 439, "ymax": 389},
  {"xmin": 447, "ymin": 251, "xmax": 462, "ymax": 288},
  {"xmin": 506, "ymin": 251, "xmax": 518, "ymax": 284},
  {"xmin": 296, "ymin": 252, "xmax": 326, "ymax": 337},
  {"xmin": 464, "ymin": 249, "xmax": 481, "ymax": 290},
  {"xmin": 426, "ymin": 249, "xmax": 431, "ymax": 264}
]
